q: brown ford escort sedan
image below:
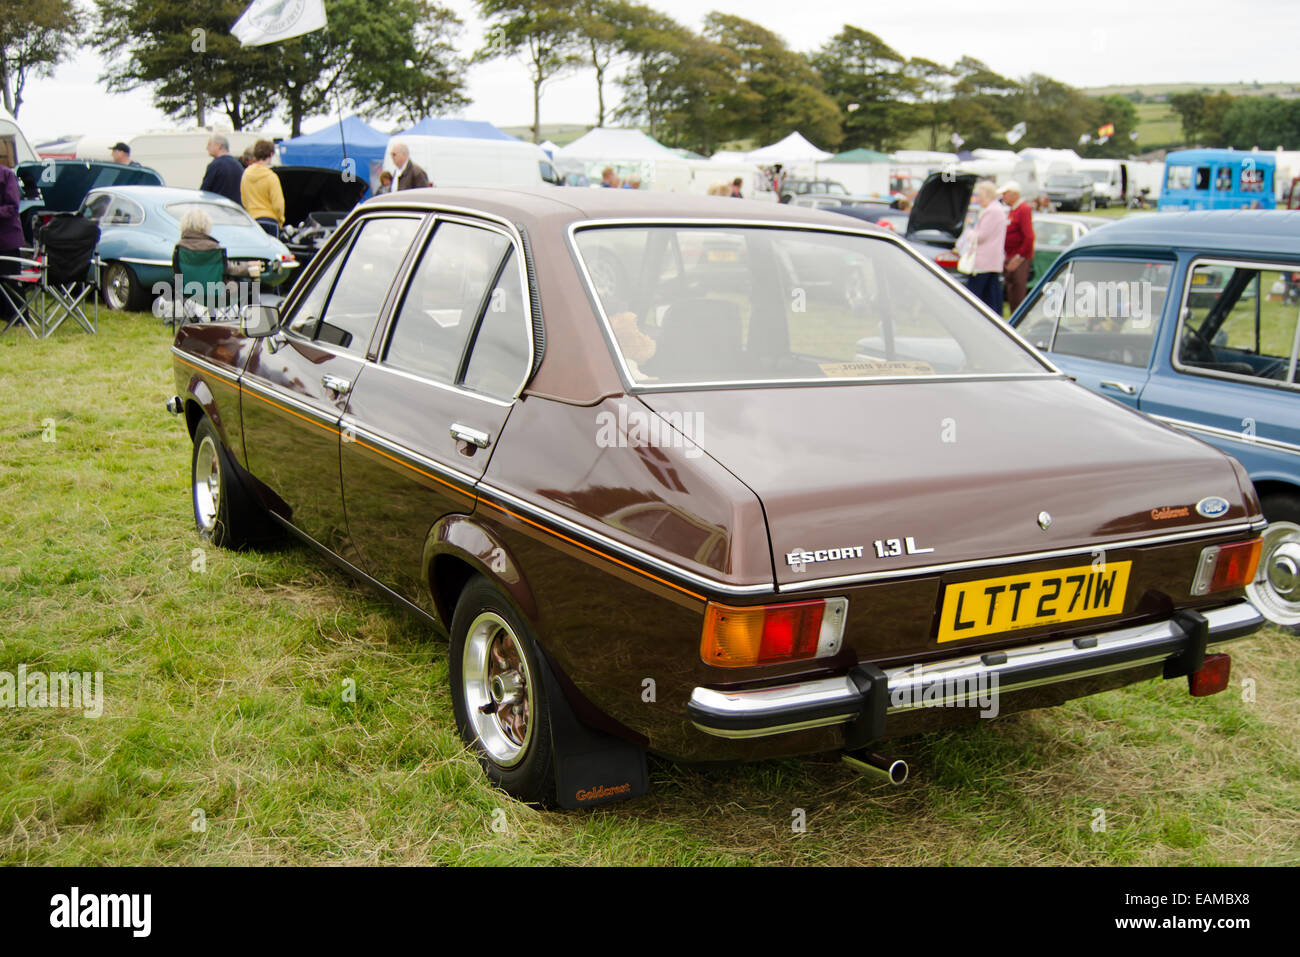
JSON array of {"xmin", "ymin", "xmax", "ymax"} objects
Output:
[{"xmin": 170, "ymin": 188, "xmax": 1267, "ymax": 807}]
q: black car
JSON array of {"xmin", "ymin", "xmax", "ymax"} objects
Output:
[{"xmin": 1045, "ymin": 173, "xmax": 1097, "ymax": 212}]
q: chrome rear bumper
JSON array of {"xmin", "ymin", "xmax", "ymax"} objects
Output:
[{"xmin": 688, "ymin": 602, "xmax": 1263, "ymax": 739}]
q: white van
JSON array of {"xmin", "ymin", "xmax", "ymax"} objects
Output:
[
  {"xmin": 76, "ymin": 130, "xmax": 273, "ymax": 188},
  {"xmin": 384, "ymin": 135, "xmax": 562, "ymax": 189},
  {"xmin": 1073, "ymin": 159, "xmax": 1127, "ymax": 206},
  {"xmin": 0, "ymin": 107, "xmax": 37, "ymax": 167}
]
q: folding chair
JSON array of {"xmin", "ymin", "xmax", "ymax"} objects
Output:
[
  {"xmin": 0, "ymin": 250, "xmax": 45, "ymax": 338},
  {"xmin": 33, "ymin": 214, "xmax": 102, "ymax": 337},
  {"xmin": 170, "ymin": 246, "xmax": 236, "ymax": 326}
]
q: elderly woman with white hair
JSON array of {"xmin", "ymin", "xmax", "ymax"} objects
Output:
[
  {"xmin": 956, "ymin": 179, "xmax": 1008, "ymax": 315},
  {"xmin": 176, "ymin": 206, "xmax": 258, "ymax": 278}
]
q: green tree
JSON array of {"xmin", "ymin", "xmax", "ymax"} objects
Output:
[
  {"xmin": 904, "ymin": 57, "xmax": 952, "ymax": 152},
  {"xmin": 946, "ymin": 56, "xmax": 1020, "ymax": 150},
  {"xmin": 1083, "ymin": 93, "xmax": 1138, "ymax": 157},
  {"xmin": 613, "ymin": 5, "xmax": 696, "ymax": 139},
  {"xmin": 1169, "ymin": 90, "xmax": 1235, "ymax": 144},
  {"xmin": 704, "ymin": 12, "xmax": 841, "ymax": 150},
  {"xmin": 96, "ymin": 0, "xmax": 281, "ymax": 129},
  {"xmin": 1220, "ymin": 97, "xmax": 1300, "ymax": 149},
  {"xmin": 0, "ymin": 0, "xmax": 83, "ymax": 116},
  {"xmin": 1013, "ymin": 74, "xmax": 1097, "ymax": 149},
  {"xmin": 810, "ymin": 26, "xmax": 915, "ymax": 151},
  {"xmin": 476, "ymin": 0, "xmax": 581, "ymax": 142},
  {"xmin": 573, "ymin": 0, "xmax": 632, "ymax": 128},
  {"xmin": 96, "ymin": 0, "xmax": 467, "ymax": 134}
]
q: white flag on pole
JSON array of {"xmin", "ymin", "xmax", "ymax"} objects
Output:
[
  {"xmin": 232, "ymin": 0, "xmax": 327, "ymax": 46},
  {"xmin": 1005, "ymin": 121, "xmax": 1027, "ymax": 145}
]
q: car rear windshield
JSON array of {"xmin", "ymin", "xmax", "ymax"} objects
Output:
[
  {"xmin": 574, "ymin": 225, "xmax": 1049, "ymax": 387},
  {"xmin": 164, "ymin": 202, "xmax": 255, "ymax": 227}
]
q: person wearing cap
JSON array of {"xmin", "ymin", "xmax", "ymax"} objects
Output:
[
  {"xmin": 999, "ymin": 180, "xmax": 1034, "ymax": 312},
  {"xmin": 111, "ymin": 142, "xmax": 141, "ymax": 167}
]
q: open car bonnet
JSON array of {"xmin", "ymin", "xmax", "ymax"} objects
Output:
[
  {"xmin": 272, "ymin": 165, "xmax": 368, "ymax": 228},
  {"xmin": 16, "ymin": 160, "xmax": 163, "ymax": 212},
  {"xmin": 906, "ymin": 171, "xmax": 976, "ymax": 239}
]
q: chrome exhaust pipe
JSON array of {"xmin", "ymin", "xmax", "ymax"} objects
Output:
[{"xmin": 841, "ymin": 749, "xmax": 909, "ymax": 786}]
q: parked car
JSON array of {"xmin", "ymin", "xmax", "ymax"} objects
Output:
[
  {"xmin": 1045, "ymin": 172, "xmax": 1097, "ymax": 212},
  {"xmin": 170, "ymin": 189, "xmax": 1268, "ymax": 807},
  {"xmin": 81, "ymin": 186, "xmax": 298, "ymax": 311},
  {"xmin": 779, "ymin": 178, "xmax": 851, "ymax": 203},
  {"xmin": 272, "ymin": 165, "xmax": 369, "ymax": 276},
  {"xmin": 15, "ymin": 159, "xmax": 163, "ymax": 243},
  {"xmin": 1010, "ymin": 210, "xmax": 1299, "ymax": 627},
  {"xmin": 1031, "ymin": 212, "xmax": 1111, "ymax": 281},
  {"xmin": 788, "ymin": 195, "xmax": 910, "ymax": 232}
]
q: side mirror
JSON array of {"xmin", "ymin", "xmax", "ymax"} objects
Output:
[{"xmin": 241, "ymin": 303, "xmax": 281, "ymax": 338}]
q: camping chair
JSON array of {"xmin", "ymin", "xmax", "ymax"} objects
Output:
[
  {"xmin": 35, "ymin": 214, "xmax": 101, "ymax": 336},
  {"xmin": 0, "ymin": 250, "xmax": 45, "ymax": 338},
  {"xmin": 170, "ymin": 245, "xmax": 235, "ymax": 326}
]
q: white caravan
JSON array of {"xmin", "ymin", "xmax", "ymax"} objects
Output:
[{"xmin": 384, "ymin": 135, "xmax": 562, "ymax": 189}]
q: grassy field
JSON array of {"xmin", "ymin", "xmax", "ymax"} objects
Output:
[{"xmin": 1, "ymin": 309, "xmax": 1297, "ymax": 865}]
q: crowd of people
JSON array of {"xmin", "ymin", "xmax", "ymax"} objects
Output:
[{"xmin": 955, "ymin": 179, "xmax": 1035, "ymax": 315}]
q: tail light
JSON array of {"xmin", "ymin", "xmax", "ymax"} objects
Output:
[
  {"xmin": 934, "ymin": 250, "xmax": 959, "ymax": 269},
  {"xmin": 701, "ymin": 597, "xmax": 847, "ymax": 668},
  {"xmin": 1190, "ymin": 538, "xmax": 1262, "ymax": 596},
  {"xmin": 1188, "ymin": 653, "xmax": 1231, "ymax": 696}
]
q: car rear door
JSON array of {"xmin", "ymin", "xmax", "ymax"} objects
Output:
[
  {"xmin": 1014, "ymin": 255, "xmax": 1175, "ymax": 408},
  {"xmin": 239, "ymin": 212, "xmax": 425, "ymax": 557},
  {"xmin": 339, "ymin": 215, "xmax": 535, "ymax": 610}
]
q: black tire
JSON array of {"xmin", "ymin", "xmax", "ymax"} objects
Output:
[
  {"xmin": 449, "ymin": 575, "xmax": 557, "ymax": 805},
  {"xmin": 191, "ymin": 416, "xmax": 264, "ymax": 549},
  {"xmin": 102, "ymin": 261, "xmax": 146, "ymax": 312}
]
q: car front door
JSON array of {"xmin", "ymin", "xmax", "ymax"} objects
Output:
[
  {"xmin": 1014, "ymin": 256, "xmax": 1175, "ymax": 408},
  {"xmin": 1139, "ymin": 258, "xmax": 1300, "ymax": 475},
  {"xmin": 340, "ymin": 216, "xmax": 535, "ymax": 612},
  {"xmin": 239, "ymin": 213, "xmax": 425, "ymax": 557}
]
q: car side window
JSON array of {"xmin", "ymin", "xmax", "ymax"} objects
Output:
[
  {"xmin": 1178, "ymin": 264, "xmax": 1300, "ymax": 384},
  {"xmin": 82, "ymin": 195, "xmax": 111, "ymax": 222},
  {"xmin": 462, "ymin": 248, "xmax": 531, "ymax": 399},
  {"xmin": 383, "ymin": 221, "xmax": 512, "ymax": 385},
  {"xmin": 1019, "ymin": 259, "xmax": 1172, "ymax": 368},
  {"xmin": 286, "ymin": 234, "xmax": 350, "ymax": 339},
  {"xmin": 293, "ymin": 216, "xmax": 421, "ymax": 354}
]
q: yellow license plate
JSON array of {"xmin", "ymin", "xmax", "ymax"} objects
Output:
[
  {"xmin": 937, "ymin": 561, "xmax": 1132, "ymax": 643},
  {"xmin": 706, "ymin": 249, "xmax": 737, "ymax": 262},
  {"xmin": 1192, "ymin": 273, "xmax": 1210, "ymax": 285}
]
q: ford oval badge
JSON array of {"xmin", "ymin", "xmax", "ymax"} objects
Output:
[{"xmin": 1195, "ymin": 496, "xmax": 1230, "ymax": 519}]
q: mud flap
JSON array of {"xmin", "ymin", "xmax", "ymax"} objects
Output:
[{"xmin": 535, "ymin": 651, "xmax": 648, "ymax": 810}]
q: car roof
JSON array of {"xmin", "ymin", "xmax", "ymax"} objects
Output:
[
  {"xmin": 361, "ymin": 186, "xmax": 870, "ymax": 229},
  {"xmin": 1033, "ymin": 212, "xmax": 1111, "ymax": 227},
  {"xmin": 1069, "ymin": 209, "xmax": 1300, "ymax": 257},
  {"xmin": 1165, "ymin": 148, "xmax": 1276, "ymax": 166}
]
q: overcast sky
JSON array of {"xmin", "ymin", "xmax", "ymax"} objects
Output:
[{"xmin": 18, "ymin": 0, "xmax": 1292, "ymax": 143}]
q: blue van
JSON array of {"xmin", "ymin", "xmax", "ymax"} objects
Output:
[{"xmin": 1159, "ymin": 149, "xmax": 1276, "ymax": 211}]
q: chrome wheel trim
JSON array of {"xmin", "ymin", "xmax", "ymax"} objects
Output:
[
  {"xmin": 193, "ymin": 435, "xmax": 222, "ymax": 533},
  {"xmin": 1247, "ymin": 521, "xmax": 1300, "ymax": 626},
  {"xmin": 104, "ymin": 263, "xmax": 131, "ymax": 310},
  {"xmin": 462, "ymin": 611, "xmax": 535, "ymax": 767}
]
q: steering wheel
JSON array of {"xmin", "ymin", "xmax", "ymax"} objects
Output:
[{"xmin": 1180, "ymin": 323, "xmax": 1216, "ymax": 365}]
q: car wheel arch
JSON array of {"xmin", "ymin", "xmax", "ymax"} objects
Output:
[{"xmin": 423, "ymin": 515, "xmax": 538, "ymax": 629}]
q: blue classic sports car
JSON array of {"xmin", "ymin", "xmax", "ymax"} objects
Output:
[
  {"xmin": 1010, "ymin": 210, "xmax": 1300, "ymax": 627},
  {"xmin": 77, "ymin": 186, "xmax": 297, "ymax": 311}
]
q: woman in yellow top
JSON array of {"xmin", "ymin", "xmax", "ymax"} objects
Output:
[{"xmin": 240, "ymin": 139, "xmax": 284, "ymax": 237}]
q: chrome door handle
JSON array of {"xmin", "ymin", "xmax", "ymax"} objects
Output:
[
  {"xmin": 1100, "ymin": 380, "xmax": 1136, "ymax": 396},
  {"xmin": 321, "ymin": 374, "xmax": 352, "ymax": 395},
  {"xmin": 450, "ymin": 423, "xmax": 491, "ymax": 449}
]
